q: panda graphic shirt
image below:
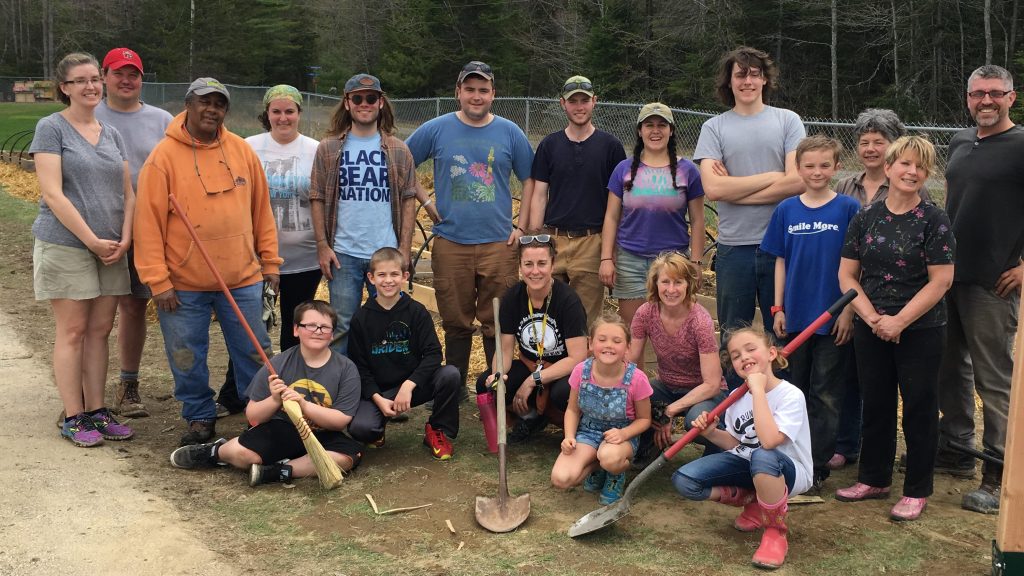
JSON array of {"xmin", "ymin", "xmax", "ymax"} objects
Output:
[{"xmin": 723, "ymin": 380, "xmax": 814, "ymax": 495}]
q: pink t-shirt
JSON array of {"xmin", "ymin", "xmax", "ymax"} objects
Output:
[
  {"xmin": 631, "ymin": 301, "xmax": 723, "ymax": 391},
  {"xmin": 569, "ymin": 360, "xmax": 654, "ymax": 420}
]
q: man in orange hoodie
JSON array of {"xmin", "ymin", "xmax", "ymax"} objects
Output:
[{"xmin": 135, "ymin": 78, "xmax": 282, "ymax": 446}]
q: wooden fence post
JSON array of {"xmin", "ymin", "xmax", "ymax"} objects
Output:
[{"xmin": 994, "ymin": 289, "xmax": 1024, "ymax": 575}]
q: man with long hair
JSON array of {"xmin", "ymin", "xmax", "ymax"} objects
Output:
[{"xmin": 309, "ymin": 74, "xmax": 417, "ymax": 355}]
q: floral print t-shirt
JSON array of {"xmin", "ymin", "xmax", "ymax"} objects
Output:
[{"xmin": 841, "ymin": 200, "xmax": 955, "ymax": 330}]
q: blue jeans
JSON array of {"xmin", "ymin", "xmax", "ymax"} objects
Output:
[
  {"xmin": 326, "ymin": 251, "xmax": 375, "ymax": 355},
  {"xmin": 714, "ymin": 243, "xmax": 777, "ymax": 390},
  {"xmin": 672, "ymin": 449, "xmax": 797, "ymax": 501},
  {"xmin": 786, "ymin": 333, "xmax": 852, "ymax": 479},
  {"xmin": 157, "ymin": 283, "xmax": 271, "ymax": 423},
  {"xmin": 834, "ymin": 345, "xmax": 863, "ymax": 459}
]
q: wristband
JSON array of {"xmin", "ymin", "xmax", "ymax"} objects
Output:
[
  {"xmin": 600, "ymin": 257, "xmax": 613, "ymax": 261},
  {"xmin": 691, "ymin": 259, "xmax": 703, "ymax": 266},
  {"xmin": 421, "ymin": 198, "xmax": 433, "ymax": 208},
  {"xmin": 770, "ymin": 305, "xmax": 785, "ymax": 316},
  {"xmin": 516, "ymin": 226, "xmax": 526, "ymax": 234}
]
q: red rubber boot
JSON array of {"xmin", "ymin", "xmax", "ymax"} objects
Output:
[
  {"xmin": 716, "ymin": 486, "xmax": 760, "ymax": 531},
  {"xmin": 752, "ymin": 490, "xmax": 788, "ymax": 570}
]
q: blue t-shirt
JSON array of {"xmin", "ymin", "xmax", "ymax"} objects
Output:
[
  {"xmin": 405, "ymin": 113, "xmax": 534, "ymax": 244},
  {"xmin": 607, "ymin": 158, "xmax": 705, "ymax": 258},
  {"xmin": 760, "ymin": 194, "xmax": 860, "ymax": 334},
  {"xmin": 333, "ymin": 133, "xmax": 397, "ymax": 259}
]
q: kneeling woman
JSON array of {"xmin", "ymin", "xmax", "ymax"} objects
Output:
[{"xmin": 477, "ymin": 235, "xmax": 589, "ymax": 443}]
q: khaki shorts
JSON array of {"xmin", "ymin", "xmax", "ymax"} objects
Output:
[{"xmin": 33, "ymin": 238, "xmax": 130, "ymax": 300}]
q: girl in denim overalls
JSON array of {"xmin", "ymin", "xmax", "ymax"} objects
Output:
[{"xmin": 551, "ymin": 313, "xmax": 652, "ymax": 504}]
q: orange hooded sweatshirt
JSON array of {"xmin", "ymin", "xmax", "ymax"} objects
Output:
[{"xmin": 134, "ymin": 111, "xmax": 282, "ymax": 295}]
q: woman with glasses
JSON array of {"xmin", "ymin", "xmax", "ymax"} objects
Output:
[
  {"xmin": 477, "ymin": 235, "xmax": 589, "ymax": 443},
  {"xmin": 30, "ymin": 52, "xmax": 135, "ymax": 446},
  {"xmin": 600, "ymin": 103, "xmax": 706, "ymax": 329}
]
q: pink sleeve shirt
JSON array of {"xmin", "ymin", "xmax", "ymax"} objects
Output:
[{"xmin": 631, "ymin": 301, "xmax": 722, "ymax": 391}]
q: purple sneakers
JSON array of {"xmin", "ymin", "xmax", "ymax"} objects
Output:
[
  {"xmin": 61, "ymin": 413, "xmax": 104, "ymax": 447},
  {"xmin": 89, "ymin": 408, "xmax": 134, "ymax": 441}
]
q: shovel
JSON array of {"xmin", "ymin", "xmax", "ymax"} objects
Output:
[
  {"xmin": 475, "ymin": 297, "xmax": 531, "ymax": 532},
  {"xmin": 568, "ymin": 289, "xmax": 857, "ymax": 538}
]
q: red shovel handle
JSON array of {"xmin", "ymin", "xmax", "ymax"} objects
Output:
[
  {"xmin": 166, "ymin": 192, "xmax": 276, "ymax": 377},
  {"xmin": 662, "ymin": 289, "xmax": 857, "ymax": 460}
]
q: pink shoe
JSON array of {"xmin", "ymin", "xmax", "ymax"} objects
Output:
[
  {"xmin": 835, "ymin": 482, "xmax": 890, "ymax": 502},
  {"xmin": 827, "ymin": 453, "xmax": 847, "ymax": 470},
  {"xmin": 890, "ymin": 496, "xmax": 927, "ymax": 521},
  {"xmin": 734, "ymin": 501, "xmax": 761, "ymax": 532}
]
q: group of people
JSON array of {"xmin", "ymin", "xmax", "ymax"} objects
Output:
[{"xmin": 29, "ymin": 42, "xmax": 1021, "ymax": 571}]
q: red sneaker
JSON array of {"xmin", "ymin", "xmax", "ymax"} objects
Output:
[{"xmin": 423, "ymin": 423, "xmax": 453, "ymax": 460}]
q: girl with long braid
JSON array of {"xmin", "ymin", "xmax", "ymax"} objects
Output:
[{"xmin": 599, "ymin": 103, "xmax": 706, "ymax": 328}]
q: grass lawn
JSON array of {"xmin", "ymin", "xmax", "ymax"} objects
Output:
[{"xmin": 0, "ymin": 102, "xmax": 63, "ymax": 149}]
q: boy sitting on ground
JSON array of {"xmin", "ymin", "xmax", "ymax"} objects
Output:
[
  {"xmin": 170, "ymin": 300, "xmax": 364, "ymax": 485},
  {"xmin": 346, "ymin": 247, "xmax": 462, "ymax": 460}
]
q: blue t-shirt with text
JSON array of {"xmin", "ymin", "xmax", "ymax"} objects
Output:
[{"xmin": 333, "ymin": 133, "xmax": 397, "ymax": 259}]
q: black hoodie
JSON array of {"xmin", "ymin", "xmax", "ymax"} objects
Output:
[{"xmin": 348, "ymin": 294, "xmax": 443, "ymax": 400}]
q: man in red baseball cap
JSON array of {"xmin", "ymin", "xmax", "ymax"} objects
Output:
[{"xmin": 96, "ymin": 47, "xmax": 173, "ymax": 419}]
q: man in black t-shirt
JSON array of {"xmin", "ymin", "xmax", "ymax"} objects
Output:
[
  {"xmin": 939, "ymin": 64, "xmax": 1024, "ymax": 515},
  {"xmin": 527, "ymin": 76, "xmax": 626, "ymax": 326}
]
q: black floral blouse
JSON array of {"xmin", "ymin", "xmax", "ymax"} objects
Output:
[{"xmin": 841, "ymin": 200, "xmax": 955, "ymax": 330}]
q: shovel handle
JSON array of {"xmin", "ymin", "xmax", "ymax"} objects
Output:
[
  {"xmin": 662, "ymin": 289, "xmax": 857, "ymax": 460},
  {"xmin": 493, "ymin": 297, "xmax": 506, "ymax": 445}
]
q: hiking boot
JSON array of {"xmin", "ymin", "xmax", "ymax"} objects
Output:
[
  {"xmin": 61, "ymin": 413, "xmax": 104, "ymax": 447},
  {"xmin": 179, "ymin": 420, "xmax": 216, "ymax": 446},
  {"xmin": 890, "ymin": 496, "xmax": 927, "ymax": 521},
  {"xmin": 89, "ymin": 408, "xmax": 134, "ymax": 441},
  {"xmin": 752, "ymin": 491, "xmax": 789, "ymax": 569},
  {"xmin": 508, "ymin": 415, "xmax": 549, "ymax": 444},
  {"xmin": 835, "ymin": 482, "xmax": 890, "ymax": 502},
  {"xmin": 599, "ymin": 471, "xmax": 626, "ymax": 505},
  {"xmin": 249, "ymin": 463, "xmax": 293, "ymax": 487},
  {"xmin": 423, "ymin": 423, "xmax": 453, "ymax": 460},
  {"xmin": 113, "ymin": 379, "xmax": 149, "ymax": 418},
  {"xmin": 583, "ymin": 469, "xmax": 607, "ymax": 493},
  {"xmin": 170, "ymin": 438, "xmax": 225, "ymax": 469},
  {"xmin": 962, "ymin": 483, "xmax": 1000, "ymax": 514}
]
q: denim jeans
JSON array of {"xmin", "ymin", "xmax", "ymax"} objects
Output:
[
  {"xmin": 834, "ymin": 345, "xmax": 863, "ymax": 460},
  {"xmin": 326, "ymin": 251, "xmax": 374, "ymax": 355},
  {"xmin": 786, "ymin": 333, "xmax": 852, "ymax": 479},
  {"xmin": 715, "ymin": 243, "xmax": 778, "ymax": 390},
  {"xmin": 672, "ymin": 449, "xmax": 797, "ymax": 500},
  {"xmin": 157, "ymin": 283, "xmax": 271, "ymax": 423}
]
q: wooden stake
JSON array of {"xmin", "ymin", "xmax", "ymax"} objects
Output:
[{"xmin": 996, "ymin": 290, "xmax": 1024, "ymax": 552}]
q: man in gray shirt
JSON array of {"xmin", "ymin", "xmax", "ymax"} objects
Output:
[{"xmin": 96, "ymin": 47, "xmax": 172, "ymax": 418}]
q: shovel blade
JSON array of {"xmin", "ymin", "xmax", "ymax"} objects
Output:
[
  {"xmin": 475, "ymin": 493, "xmax": 531, "ymax": 533},
  {"xmin": 567, "ymin": 497, "xmax": 631, "ymax": 538}
]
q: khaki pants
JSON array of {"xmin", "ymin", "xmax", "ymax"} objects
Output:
[
  {"xmin": 551, "ymin": 233, "xmax": 605, "ymax": 328},
  {"xmin": 431, "ymin": 237, "xmax": 518, "ymax": 340}
]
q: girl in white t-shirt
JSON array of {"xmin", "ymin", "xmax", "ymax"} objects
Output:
[
  {"xmin": 551, "ymin": 313, "xmax": 652, "ymax": 506},
  {"xmin": 672, "ymin": 327, "xmax": 812, "ymax": 570}
]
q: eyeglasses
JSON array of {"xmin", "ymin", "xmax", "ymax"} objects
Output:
[
  {"xmin": 297, "ymin": 322, "xmax": 334, "ymax": 334},
  {"xmin": 518, "ymin": 234, "xmax": 553, "ymax": 245},
  {"xmin": 462, "ymin": 61, "xmax": 493, "ymax": 74},
  {"xmin": 348, "ymin": 93, "xmax": 380, "ymax": 105},
  {"xmin": 62, "ymin": 76, "xmax": 102, "ymax": 87},
  {"xmin": 967, "ymin": 89, "xmax": 1012, "ymax": 100},
  {"xmin": 563, "ymin": 80, "xmax": 593, "ymax": 93},
  {"xmin": 733, "ymin": 69, "xmax": 763, "ymax": 79},
  {"xmin": 193, "ymin": 143, "xmax": 238, "ymax": 195}
]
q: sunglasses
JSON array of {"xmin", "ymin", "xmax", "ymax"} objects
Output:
[
  {"xmin": 462, "ymin": 61, "xmax": 493, "ymax": 74},
  {"xmin": 967, "ymin": 90, "xmax": 1012, "ymax": 100},
  {"xmin": 348, "ymin": 93, "xmax": 380, "ymax": 105},
  {"xmin": 518, "ymin": 234, "xmax": 553, "ymax": 246},
  {"xmin": 563, "ymin": 81, "xmax": 593, "ymax": 93}
]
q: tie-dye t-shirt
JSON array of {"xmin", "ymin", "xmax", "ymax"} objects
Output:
[{"xmin": 607, "ymin": 158, "xmax": 705, "ymax": 258}]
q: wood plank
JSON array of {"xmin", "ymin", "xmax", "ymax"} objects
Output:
[{"xmin": 996, "ymin": 290, "xmax": 1024, "ymax": 551}]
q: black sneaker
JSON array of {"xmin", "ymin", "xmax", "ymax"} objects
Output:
[
  {"xmin": 170, "ymin": 438, "xmax": 225, "ymax": 469},
  {"xmin": 179, "ymin": 420, "xmax": 216, "ymax": 446},
  {"xmin": 250, "ymin": 463, "xmax": 293, "ymax": 487},
  {"xmin": 508, "ymin": 415, "xmax": 549, "ymax": 444}
]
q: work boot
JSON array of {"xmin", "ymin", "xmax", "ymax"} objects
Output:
[
  {"xmin": 113, "ymin": 378, "xmax": 149, "ymax": 418},
  {"xmin": 179, "ymin": 420, "xmax": 216, "ymax": 446},
  {"xmin": 962, "ymin": 465, "xmax": 1002, "ymax": 515},
  {"xmin": 751, "ymin": 490, "xmax": 789, "ymax": 570}
]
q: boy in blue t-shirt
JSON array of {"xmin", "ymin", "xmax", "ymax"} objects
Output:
[{"xmin": 760, "ymin": 134, "xmax": 859, "ymax": 492}]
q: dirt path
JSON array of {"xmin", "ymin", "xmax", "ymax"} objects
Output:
[{"xmin": 0, "ymin": 309, "xmax": 241, "ymax": 576}]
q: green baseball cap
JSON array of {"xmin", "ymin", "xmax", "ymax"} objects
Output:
[
  {"xmin": 637, "ymin": 102, "xmax": 675, "ymax": 125},
  {"xmin": 562, "ymin": 75, "xmax": 594, "ymax": 99}
]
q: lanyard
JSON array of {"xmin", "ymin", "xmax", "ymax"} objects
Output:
[{"xmin": 527, "ymin": 291, "xmax": 550, "ymax": 367}]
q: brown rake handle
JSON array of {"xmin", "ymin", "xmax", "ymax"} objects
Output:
[{"xmin": 662, "ymin": 289, "xmax": 858, "ymax": 460}]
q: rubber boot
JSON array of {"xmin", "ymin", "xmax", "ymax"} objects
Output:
[
  {"xmin": 477, "ymin": 391, "xmax": 499, "ymax": 453},
  {"xmin": 445, "ymin": 336, "xmax": 474, "ymax": 388},
  {"xmin": 717, "ymin": 486, "xmax": 760, "ymax": 531},
  {"xmin": 752, "ymin": 489, "xmax": 788, "ymax": 570}
]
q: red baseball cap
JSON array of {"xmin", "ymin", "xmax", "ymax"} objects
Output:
[{"xmin": 102, "ymin": 48, "xmax": 143, "ymax": 73}]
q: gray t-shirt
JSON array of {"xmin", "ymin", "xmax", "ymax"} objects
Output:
[
  {"xmin": 95, "ymin": 100, "xmax": 173, "ymax": 190},
  {"xmin": 693, "ymin": 106, "xmax": 805, "ymax": 245},
  {"xmin": 248, "ymin": 346, "xmax": 362, "ymax": 423},
  {"xmin": 30, "ymin": 112, "xmax": 128, "ymax": 249}
]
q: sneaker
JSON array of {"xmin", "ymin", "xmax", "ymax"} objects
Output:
[
  {"xmin": 508, "ymin": 415, "xmax": 549, "ymax": 444},
  {"xmin": 179, "ymin": 420, "xmax": 216, "ymax": 446},
  {"xmin": 835, "ymin": 482, "xmax": 890, "ymax": 502},
  {"xmin": 215, "ymin": 403, "xmax": 231, "ymax": 419},
  {"xmin": 890, "ymin": 496, "xmax": 927, "ymax": 521},
  {"xmin": 599, "ymin": 472, "xmax": 626, "ymax": 505},
  {"xmin": 89, "ymin": 408, "xmax": 134, "ymax": 441},
  {"xmin": 962, "ymin": 483, "xmax": 1000, "ymax": 514},
  {"xmin": 583, "ymin": 469, "xmax": 607, "ymax": 493},
  {"xmin": 250, "ymin": 463, "xmax": 293, "ymax": 487},
  {"xmin": 56, "ymin": 409, "xmax": 66, "ymax": 429},
  {"xmin": 61, "ymin": 413, "xmax": 104, "ymax": 447},
  {"xmin": 423, "ymin": 423, "xmax": 453, "ymax": 460},
  {"xmin": 170, "ymin": 438, "xmax": 225, "ymax": 469},
  {"xmin": 827, "ymin": 453, "xmax": 855, "ymax": 470},
  {"xmin": 113, "ymin": 379, "xmax": 149, "ymax": 418}
]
